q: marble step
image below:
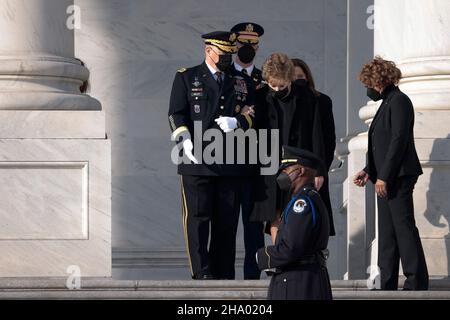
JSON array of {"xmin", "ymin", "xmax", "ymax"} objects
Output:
[{"xmin": 1, "ymin": 279, "xmax": 450, "ymax": 299}]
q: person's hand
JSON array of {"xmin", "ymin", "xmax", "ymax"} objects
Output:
[
  {"xmin": 240, "ymin": 105, "xmax": 255, "ymax": 117},
  {"xmin": 182, "ymin": 139, "xmax": 199, "ymax": 164},
  {"xmin": 315, "ymin": 176, "xmax": 324, "ymax": 190},
  {"xmin": 215, "ymin": 116, "xmax": 238, "ymax": 133},
  {"xmin": 375, "ymin": 179, "xmax": 388, "ymax": 198},
  {"xmin": 353, "ymin": 170, "xmax": 369, "ymax": 187}
]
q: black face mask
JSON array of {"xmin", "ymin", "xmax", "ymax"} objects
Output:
[
  {"xmin": 237, "ymin": 44, "xmax": 256, "ymax": 64},
  {"xmin": 270, "ymin": 86, "xmax": 290, "ymax": 99},
  {"xmin": 215, "ymin": 54, "xmax": 233, "ymax": 72},
  {"xmin": 294, "ymin": 79, "xmax": 307, "ymax": 87},
  {"xmin": 276, "ymin": 172, "xmax": 292, "ymax": 191},
  {"xmin": 276, "ymin": 168, "xmax": 301, "ymax": 192},
  {"xmin": 367, "ymin": 87, "xmax": 382, "ymax": 101}
]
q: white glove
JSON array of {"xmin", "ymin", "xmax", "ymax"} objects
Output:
[
  {"xmin": 182, "ymin": 139, "xmax": 199, "ymax": 164},
  {"xmin": 214, "ymin": 116, "xmax": 238, "ymax": 133}
]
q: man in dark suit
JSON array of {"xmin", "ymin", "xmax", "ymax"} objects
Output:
[
  {"xmin": 168, "ymin": 31, "xmax": 254, "ymax": 280},
  {"xmin": 354, "ymin": 57, "xmax": 428, "ymax": 290},
  {"xmin": 229, "ymin": 22, "xmax": 265, "ymax": 280}
]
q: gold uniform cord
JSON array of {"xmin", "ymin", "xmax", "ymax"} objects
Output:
[{"xmin": 180, "ymin": 176, "xmax": 194, "ymax": 276}]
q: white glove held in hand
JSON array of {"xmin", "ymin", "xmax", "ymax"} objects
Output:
[
  {"xmin": 214, "ymin": 116, "xmax": 238, "ymax": 133},
  {"xmin": 182, "ymin": 139, "xmax": 199, "ymax": 164}
]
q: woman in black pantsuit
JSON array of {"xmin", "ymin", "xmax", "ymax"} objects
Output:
[{"xmin": 353, "ymin": 57, "xmax": 428, "ymax": 290}]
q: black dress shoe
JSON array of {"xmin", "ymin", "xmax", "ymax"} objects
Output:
[{"xmin": 193, "ymin": 273, "xmax": 215, "ymax": 280}]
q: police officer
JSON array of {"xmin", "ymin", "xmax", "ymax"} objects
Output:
[
  {"xmin": 227, "ymin": 22, "xmax": 265, "ymax": 280},
  {"xmin": 168, "ymin": 31, "xmax": 254, "ymax": 280},
  {"xmin": 256, "ymin": 146, "xmax": 332, "ymax": 300}
]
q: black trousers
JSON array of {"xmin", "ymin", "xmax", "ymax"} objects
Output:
[
  {"xmin": 240, "ymin": 178, "xmax": 265, "ymax": 279},
  {"xmin": 181, "ymin": 175, "xmax": 241, "ymax": 279},
  {"xmin": 267, "ymin": 266, "xmax": 333, "ymax": 300},
  {"xmin": 377, "ymin": 175, "xmax": 429, "ymax": 290}
]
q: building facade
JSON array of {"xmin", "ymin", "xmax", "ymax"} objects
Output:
[{"xmin": 0, "ymin": 0, "xmax": 449, "ymax": 281}]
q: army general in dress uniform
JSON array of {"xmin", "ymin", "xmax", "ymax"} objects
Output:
[
  {"xmin": 168, "ymin": 31, "xmax": 254, "ymax": 280},
  {"xmin": 256, "ymin": 146, "xmax": 332, "ymax": 300}
]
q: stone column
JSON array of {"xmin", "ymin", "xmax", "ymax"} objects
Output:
[
  {"xmin": 0, "ymin": 0, "xmax": 111, "ymax": 277},
  {"xmin": 349, "ymin": 0, "xmax": 450, "ymax": 278},
  {"xmin": 337, "ymin": 0, "xmax": 374, "ymax": 280}
]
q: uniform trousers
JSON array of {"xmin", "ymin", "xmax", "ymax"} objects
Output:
[{"xmin": 181, "ymin": 175, "xmax": 241, "ymax": 279}]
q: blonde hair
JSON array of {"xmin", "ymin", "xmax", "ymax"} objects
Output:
[{"xmin": 262, "ymin": 53, "xmax": 295, "ymax": 82}]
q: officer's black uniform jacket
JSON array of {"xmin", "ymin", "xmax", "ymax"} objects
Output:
[
  {"xmin": 363, "ymin": 85, "xmax": 423, "ymax": 184},
  {"xmin": 250, "ymin": 67, "xmax": 263, "ymax": 89},
  {"xmin": 256, "ymin": 184, "xmax": 329, "ymax": 270},
  {"xmin": 230, "ymin": 63, "xmax": 262, "ymax": 176},
  {"xmin": 256, "ymin": 184, "xmax": 332, "ymax": 300},
  {"xmin": 168, "ymin": 62, "xmax": 255, "ymax": 176}
]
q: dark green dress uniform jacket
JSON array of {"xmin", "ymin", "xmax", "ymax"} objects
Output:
[
  {"xmin": 250, "ymin": 67, "xmax": 264, "ymax": 89},
  {"xmin": 168, "ymin": 62, "xmax": 255, "ymax": 176},
  {"xmin": 256, "ymin": 185, "xmax": 332, "ymax": 300}
]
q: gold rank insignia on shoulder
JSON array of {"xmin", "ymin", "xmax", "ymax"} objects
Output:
[
  {"xmin": 177, "ymin": 68, "xmax": 187, "ymax": 73},
  {"xmin": 235, "ymin": 105, "xmax": 241, "ymax": 113}
]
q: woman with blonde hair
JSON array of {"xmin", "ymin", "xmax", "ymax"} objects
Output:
[{"xmin": 251, "ymin": 53, "xmax": 326, "ymax": 243}]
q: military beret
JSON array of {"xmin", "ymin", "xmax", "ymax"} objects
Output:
[
  {"xmin": 230, "ymin": 22, "xmax": 264, "ymax": 44},
  {"xmin": 279, "ymin": 145, "xmax": 324, "ymax": 172},
  {"xmin": 201, "ymin": 31, "xmax": 237, "ymax": 53}
]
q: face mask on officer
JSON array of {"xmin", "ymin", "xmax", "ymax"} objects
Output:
[
  {"xmin": 237, "ymin": 44, "xmax": 256, "ymax": 64},
  {"xmin": 276, "ymin": 166, "xmax": 301, "ymax": 192},
  {"xmin": 366, "ymin": 87, "xmax": 383, "ymax": 101},
  {"xmin": 208, "ymin": 47, "xmax": 232, "ymax": 72},
  {"xmin": 216, "ymin": 54, "xmax": 232, "ymax": 72}
]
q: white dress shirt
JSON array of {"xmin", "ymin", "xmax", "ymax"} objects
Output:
[
  {"xmin": 205, "ymin": 61, "xmax": 224, "ymax": 81},
  {"xmin": 234, "ymin": 62, "xmax": 255, "ymax": 76}
]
